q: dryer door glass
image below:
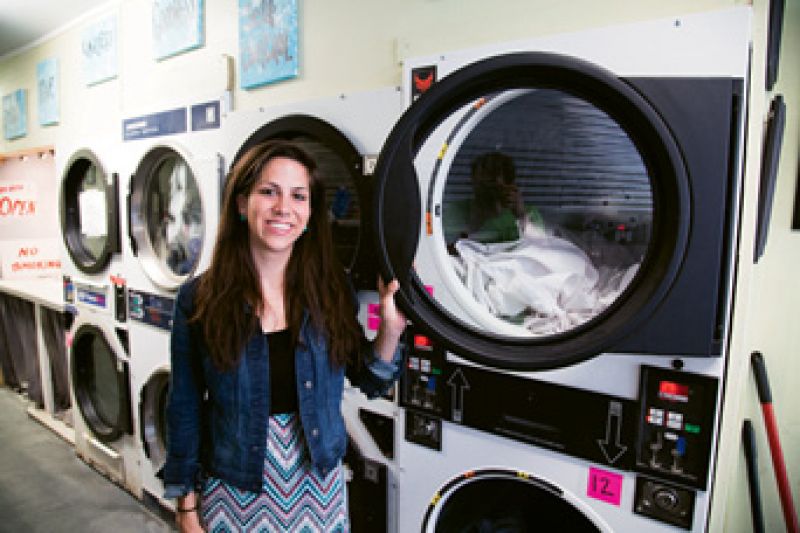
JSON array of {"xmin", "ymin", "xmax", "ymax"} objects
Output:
[
  {"xmin": 429, "ymin": 475, "xmax": 601, "ymax": 532},
  {"xmin": 131, "ymin": 147, "xmax": 205, "ymax": 290},
  {"xmin": 61, "ymin": 153, "xmax": 118, "ymax": 274},
  {"xmin": 427, "ymin": 89, "xmax": 650, "ymax": 338}
]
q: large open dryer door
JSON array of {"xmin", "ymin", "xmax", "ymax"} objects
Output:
[
  {"xmin": 374, "ymin": 52, "xmax": 739, "ymax": 370},
  {"xmin": 232, "ymin": 115, "xmax": 378, "ymax": 289},
  {"xmin": 70, "ymin": 323, "xmax": 133, "ymax": 443},
  {"xmin": 60, "ymin": 149, "xmax": 121, "ymax": 274}
]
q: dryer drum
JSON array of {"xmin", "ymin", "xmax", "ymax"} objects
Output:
[
  {"xmin": 70, "ymin": 324, "xmax": 132, "ymax": 443},
  {"xmin": 374, "ymin": 51, "xmax": 740, "ymax": 370},
  {"xmin": 60, "ymin": 150, "xmax": 121, "ymax": 274}
]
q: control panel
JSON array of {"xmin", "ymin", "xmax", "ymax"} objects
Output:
[
  {"xmin": 634, "ymin": 365, "xmax": 718, "ymax": 490},
  {"xmin": 399, "ymin": 328, "xmax": 638, "ymax": 469},
  {"xmin": 128, "ymin": 289, "xmax": 175, "ymax": 331}
]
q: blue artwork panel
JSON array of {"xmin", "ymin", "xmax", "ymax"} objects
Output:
[{"xmin": 239, "ymin": 0, "xmax": 299, "ymax": 89}]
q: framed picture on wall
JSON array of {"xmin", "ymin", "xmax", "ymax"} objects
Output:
[
  {"xmin": 2, "ymin": 89, "xmax": 27, "ymax": 140},
  {"xmin": 82, "ymin": 15, "xmax": 118, "ymax": 86},
  {"xmin": 37, "ymin": 58, "xmax": 59, "ymax": 126},
  {"xmin": 153, "ymin": 0, "xmax": 205, "ymax": 61},
  {"xmin": 239, "ymin": 0, "xmax": 299, "ymax": 89}
]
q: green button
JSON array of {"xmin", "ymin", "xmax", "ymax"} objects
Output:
[{"xmin": 685, "ymin": 423, "xmax": 700, "ymax": 434}]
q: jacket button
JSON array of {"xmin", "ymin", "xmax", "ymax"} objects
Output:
[
  {"xmin": 311, "ymin": 428, "xmax": 319, "ymax": 438},
  {"xmin": 305, "ymin": 381, "xmax": 313, "ymax": 389}
]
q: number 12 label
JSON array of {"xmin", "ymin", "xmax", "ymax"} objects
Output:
[{"xmin": 587, "ymin": 467, "xmax": 623, "ymax": 506}]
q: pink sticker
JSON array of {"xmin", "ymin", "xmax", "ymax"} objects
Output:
[
  {"xmin": 367, "ymin": 316, "xmax": 381, "ymax": 331},
  {"xmin": 587, "ymin": 467, "xmax": 623, "ymax": 506},
  {"xmin": 424, "ymin": 285, "xmax": 434, "ymax": 296},
  {"xmin": 367, "ymin": 303, "xmax": 380, "ymax": 316}
]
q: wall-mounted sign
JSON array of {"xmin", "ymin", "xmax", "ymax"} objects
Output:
[
  {"xmin": 82, "ymin": 15, "xmax": 118, "ymax": 86},
  {"xmin": 123, "ymin": 107, "xmax": 187, "ymax": 141},
  {"xmin": 153, "ymin": 0, "xmax": 205, "ymax": 61},
  {"xmin": 239, "ymin": 0, "xmax": 298, "ymax": 89}
]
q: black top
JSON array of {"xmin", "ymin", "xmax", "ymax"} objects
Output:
[{"xmin": 267, "ymin": 329, "xmax": 298, "ymax": 414}]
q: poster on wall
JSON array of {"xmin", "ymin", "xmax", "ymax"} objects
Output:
[
  {"xmin": 82, "ymin": 15, "xmax": 118, "ymax": 86},
  {"xmin": 37, "ymin": 58, "xmax": 59, "ymax": 126},
  {"xmin": 2, "ymin": 90, "xmax": 27, "ymax": 140},
  {"xmin": 153, "ymin": 0, "xmax": 205, "ymax": 60},
  {"xmin": 239, "ymin": 0, "xmax": 298, "ymax": 89}
]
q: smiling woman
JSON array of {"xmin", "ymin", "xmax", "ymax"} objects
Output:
[{"xmin": 163, "ymin": 139, "xmax": 407, "ymax": 533}]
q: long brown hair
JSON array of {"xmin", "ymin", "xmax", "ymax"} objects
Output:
[{"xmin": 191, "ymin": 140, "xmax": 362, "ymax": 370}]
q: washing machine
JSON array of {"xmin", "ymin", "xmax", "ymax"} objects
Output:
[
  {"xmin": 120, "ymin": 99, "xmax": 225, "ymax": 512},
  {"xmin": 223, "ymin": 87, "xmax": 403, "ymax": 530},
  {"xmin": 360, "ymin": 8, "xmax": 750, "ymax": 532},
  {"xmin": 58, "ymin": 141, "xmax": 141, "ymax": 496}
]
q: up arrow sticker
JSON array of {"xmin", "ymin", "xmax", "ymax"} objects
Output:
[
  {"xmin": 447, "ymin": 368, "xmax": 470, "ymax": 423},
  {"xmin": 597, "ymin": 400, "xmax": 627, "ymax": 464}
]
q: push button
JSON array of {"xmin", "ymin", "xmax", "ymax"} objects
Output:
[{"xmin": 305, "ymin": 381, "xmax": 313, "ymax": 390}]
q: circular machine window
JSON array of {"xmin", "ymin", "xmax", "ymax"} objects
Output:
[
  {"xmin": 130, "ymin": 147, "xmax": 204, "ymax": 290},
  {"xmin": 424, "ymin": 471, "xmax": 605, "ymax": 532},
  {"xmin": 375, "ymin": 53, "xmax": 689, "ymax": 369},
  {"xmin": 60, "ymin": 151, "xmax": 118, "ymax": 274},
  {"xmin": 140, "ymin": 369, "xmax": 169, "ymax": 470},
  {"xmin": 70, "ymin": 324, "xmax": 130, "ymax": 443},
  {"xmin": 232, "ymin": 116, "xmax": 370, "ymax": 286}
]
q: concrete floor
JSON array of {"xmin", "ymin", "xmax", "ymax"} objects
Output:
[{"xmin": 0, "ymin": 387, "xmax": 175, "ymax": 532}]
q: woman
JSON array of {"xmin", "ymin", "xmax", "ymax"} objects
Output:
[{"xmin": 163, "ymin": 140, "xmax": 406, "ymax": 532}]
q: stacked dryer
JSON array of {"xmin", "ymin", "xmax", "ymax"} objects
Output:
[
  {"xmin": 58, "ymin": 140, "xmax": 141, "ymax": 497},
  {"xmin": 222, "ymin": 87, "xmax": 402, "ymax": 530},
  {"xmin": 120, "ymin": 100, "xmax": 224, "ymax": 511},
  {"xmin": 347, "ymin": 8, "xmax": 750, "ymax": 532}
]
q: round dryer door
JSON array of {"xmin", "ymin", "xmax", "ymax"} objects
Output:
[
  {"xmin": 233, "ymin": 115, "xmax": 375, "ymax": 288},
  {"xmin": 424, "ymin": 470, "xmax": 606, "ymax": 532},
  {"xmin": 140, "ymin": 368, "xmax": 169, "ymax": 470},
  {"xmin": 60, "ymin": 150, "xmax": 121, "ymax": 274},
  {"xmin": 375, "ymin": 53, "xmax": 689, "ymax": 370},
  {"xmin": 70, "ymin": 324, "xmax": 132, "ymax": 443},
  {"xmin": 129, "ymin": 146, "xmax": 205, "ymax": 290}
]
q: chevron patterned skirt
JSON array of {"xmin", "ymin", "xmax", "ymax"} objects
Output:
[{"xmin": 200, "ymin": 413, "xmax": 348, "ymax": 532}]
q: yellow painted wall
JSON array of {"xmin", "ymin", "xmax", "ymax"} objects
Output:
[{"xmin": 1, "ymin": 1, "xmax": 798, "ymax": 531}]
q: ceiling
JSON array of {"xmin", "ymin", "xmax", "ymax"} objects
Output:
[{"xmin": 0, "ymin": 0, "xmax": 111, "ymax": 59}]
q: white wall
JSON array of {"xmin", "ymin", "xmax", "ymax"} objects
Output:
[{"xmin": 1, "ymin": 1, "xmax": 798, "ymax": 531}]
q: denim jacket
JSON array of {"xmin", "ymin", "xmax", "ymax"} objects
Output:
[{"xmin": 163, "ymin": 278, "xmax": 403, "ymax": 497}]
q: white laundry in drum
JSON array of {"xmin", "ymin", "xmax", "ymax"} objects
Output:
[{"xmin": 451, "ymin": 225, "xmax": 639, "ymax": 335}]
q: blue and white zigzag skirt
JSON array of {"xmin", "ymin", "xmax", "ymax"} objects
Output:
[{"xmin": 201, "ymin": 413, "xmax": 348, "ymax": 532}]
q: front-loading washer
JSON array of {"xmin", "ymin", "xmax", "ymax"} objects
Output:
[
  {"xmin": 364, "ymin": 8, "xmax": 750, "ymax": 532},
  {"xmin": 67, "ymin": 310, "xmax": 141, "ymax": 495},
  {"xmin": 58, "ymin": 140, "xmax": 141, "ymax": 496},
  {"xmin": 223, "ymin": 87, "xmax": 403, "ymax": 530},
  {"xmin": 120, "ymin": 99, "xmax": 225, "ymax": 512}
]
